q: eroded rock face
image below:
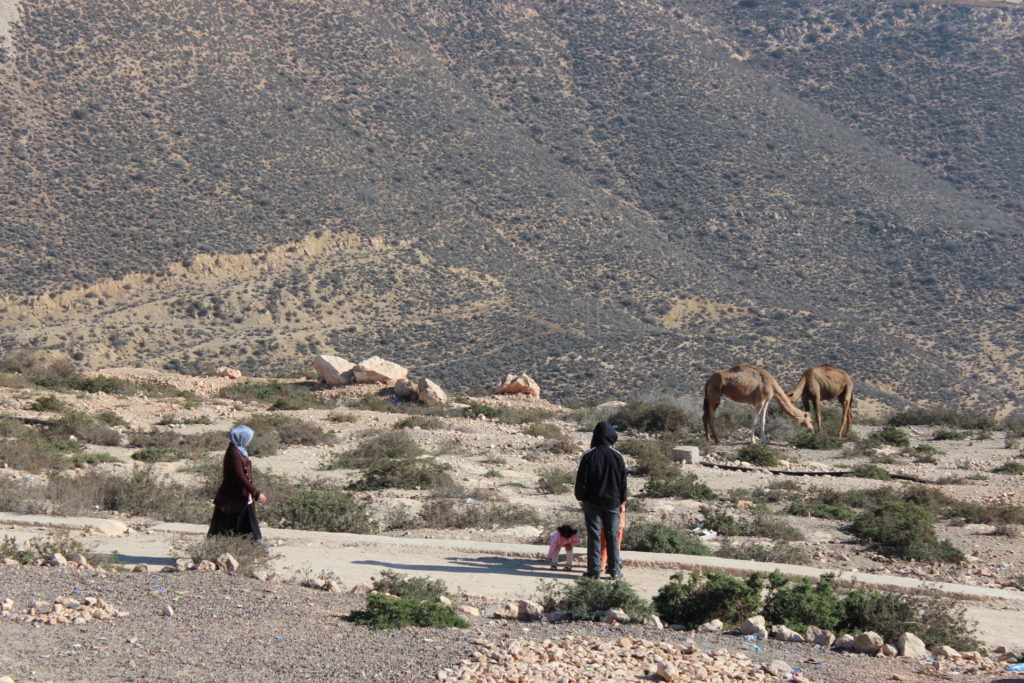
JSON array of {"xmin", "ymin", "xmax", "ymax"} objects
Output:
[
  {"xmin": 313, "ymin": 354, "xmax": 355, "ymax": 385},
  {"xmin": 353, "ymin": 356, "xmax": 408, "ymax": 384},
  {"xmin": 493, "ymin": 373, "xmax": 540, "ymax": 398},
  {"xmin": 210, "ymin": 366, "xmax": 243, "ymax": 380},
  {"xmin": 393, "ymin": 377, "xmax": 418, "ymax": 400}
]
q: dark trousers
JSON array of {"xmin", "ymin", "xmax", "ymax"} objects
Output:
[{"xmin": 582, "ymin": 501, "xmax": 621, "ymax": 578}]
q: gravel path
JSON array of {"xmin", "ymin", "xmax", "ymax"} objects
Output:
[{"xmin": 0, "ymin": 565, "xmax": 1013, "ymax": 682}]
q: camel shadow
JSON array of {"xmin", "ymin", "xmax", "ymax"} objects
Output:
[{"xmin": 352, "ymin": 556, "xmax": 579, "ymax": 579}]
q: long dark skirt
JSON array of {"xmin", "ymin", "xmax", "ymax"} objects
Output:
[{"xmin": 208, "ymin": 503, "xmax": 262, "ymax": 541}]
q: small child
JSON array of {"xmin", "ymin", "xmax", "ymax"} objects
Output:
[{"xmin": 547, "ymin": 524, "xmax": 580, "ymax": 571}]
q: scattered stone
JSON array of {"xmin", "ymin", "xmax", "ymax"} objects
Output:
[
  {"xmin": 323, "ymin": 580, "xmax": 343, "ymax": 593},
  {"xmin": 174, "ymin": 558, "xmax": 195, "ymax": 572},
  {"xmin": 313, "ymin": 354, "xmax": 355, "ymax": 385},
  {"xmin": 492, "ymin": 373, "xmax": 541, "ymax": 398},
  {"xmin": 301, "ymin": 578, "xmax": 326, "ymax": 590},
  {"xmin": 645, "ymin": 614, "xmax": 663, "ymax": 629},
  {"xmin": 655, "ymin": 659, "xmax": 679, "ymax": 681},
  {"xmin": 47, "ymin": 553, "xmax": 68, "ymax": 567},
  {"xmin": 763, "ymin": 660, "xmax": 791, "ymax": 676},
  {"xmin": 196, "ymin": 560, "xmax": 217, "ymax": 571},
  {"xmin": 69, "ymin": 553, "xmax": 91, "ymax": 569},
  {"xmin": 250, "ymin": 569, "xmax": 272, "ymax": 581},
  {"xmin": 805, "ymin": 625, "xmax": 835, "ymax": 648},
  {"xmin": 437, "ymin": 595, "xmax": 452, "ymax": 607},
  {"xmin": 698, "ymin": 619, "xmax": 723, "ymax": 633},
  {"xmin": 488, "ymin": 602, "xmax": 520, "ymax": 619},
  {"xmin": 457, "ymin": 605, "xmax": 481, "ymax": 618},
  {"xmin": 352, "ymin": 356, "xmax": 408, "ymax": 384},
  {"xmin": 897, "ymin": 632, "xmax": 928, "ymax": 658},
  {"xmin": 931, "ymin": 645, "xmax": 961, "ymax": 659},
  {"xmin": 545, "ymin": 610, "xmax": 569, "ymax": 623},
  {"xmin": 216, "ymin": 553, "xmax": 239, "ymax": 572},
  {"xmin": 131, "ymin": 564, "xmax": 149, "ymax": 573},
  {"xmin": 517, "ymin": 599, "xmax": 544, "ymax": 621},
  {"xmin": 853, "ymin": 631, "xmax": 884, "ymax": 655},
  {"xmin": 738, "ymin": 615, "xmax": 767, "ymax": 637},
  {"xmin": 162, "ymin": 604, "xmax": 174, "ymax": 617},
  {"xmin": 4, "ymin": 596, "xmax": 126, "ymax": 625},
  {"xmin": 834, "ymin": 634, "xmax": 856, "ymax": 650},
  {"xmin": 771, "ymin": 624, "xmax": 797, "ymax": 641}
]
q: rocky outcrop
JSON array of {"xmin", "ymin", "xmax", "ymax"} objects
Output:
[
  {"xmin": 352, "ymin": 356, "xmax": 408, "ymax": 384},
  {"xmin": 417, "ymin": 377, "xmax": 448, "ymax": 405},
  {"xmin": 313, "ymin": 354, "xmax": 355, "ymax": 385},
  {"xmin": 493, "ymin": 373, "xmax": 540, "ymax": 398},
  {"xmin": 210, "ymin": 366, "xmax": 243, "ymax": 379}
]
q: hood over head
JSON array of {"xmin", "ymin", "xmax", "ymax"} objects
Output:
[{"xmin": 590, "ymin": 421, "xmax": 618, "ymax": 448}]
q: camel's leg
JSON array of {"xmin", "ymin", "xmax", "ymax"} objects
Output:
[
  {"xmin": 838, "ymin": 388, "xmax": 853, "ymax": 438},
  {"xmin": 754, "ymin": 399, "xmax": 770, "ymax": 443},
  {"xmin": 812, "ymin": 396, "xmax": 822, "ymax": 432},
  {"xmin": 703, "ymin": 390, "xmax": 720, "ymax": 444}
]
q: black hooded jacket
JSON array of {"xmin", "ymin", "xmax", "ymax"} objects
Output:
[{"xmin": 574, "ymin": 422, "xmax": 628, "ymax": 509}]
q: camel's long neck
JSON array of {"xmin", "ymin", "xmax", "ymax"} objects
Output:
[
  {"xmin": 771, "ymin": 378, "xmax": 806, "ymax": 419},
  {"xmin": 790, "ymin": 376, "xmax": 806, "ymax": 400}
]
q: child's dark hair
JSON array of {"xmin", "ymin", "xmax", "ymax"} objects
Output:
[{"xmin": 557, "ymin": 524, "xmax": 577, "ymax": 538}]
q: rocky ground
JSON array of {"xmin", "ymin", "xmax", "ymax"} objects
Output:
[
  {"xmin": 1, "ymin": 368, "xmax": 1024, "ymax": 681},
  {"xmin": 0, "ymin": 564, "xmax": 1012, "ymax": 682}
]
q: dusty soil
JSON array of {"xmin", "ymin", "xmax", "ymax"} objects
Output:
[{"xmin": 0, "ymin": 564, "xmax": 1011, "ymax": 683}]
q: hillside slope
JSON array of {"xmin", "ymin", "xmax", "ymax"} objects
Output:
[{"xmin": 0, "ymin": 0, "xmax": 1021, "ymax": 408}]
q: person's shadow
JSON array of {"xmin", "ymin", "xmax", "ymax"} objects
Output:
[{"xmin": 352, "ymin": 555, "xmax": 578, "ymax": 579}]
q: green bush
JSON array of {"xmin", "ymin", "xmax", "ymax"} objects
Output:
[
  {"xmin": 643, "ymin": 467, "xmax": 716, "ymax": 500},
  {"xmin": 846, "ymin": 463, "xmax": 892, "ymax": 480},
  {"xmin": 30, "ymin": 395, "xmax": 67, "ymax": 412},
  {"xmin": 524, "ymin": 422, "xmax": 564, "ymax": 439},
  {"xmin": 653, "ymin": 571, "xmax": 763, "ymax": 628},
  {"xmin": 840, "ymin": 589, "xmax": 978, "ymax": 651},
  {"xmin": 275, "ymin": 487, "xmax": 376, "ymax": 533},
  {"xmin": 328, "ymin": 431, "xmax": 423, "ymax": 469},
  {"xmin": 349, "ymin": 592, "xmax": 468, "ymax": 630},
  {"xmin": 418, "ymin": 499, "xmax": 542, "ymax": 529},
  {"xmin": 786, "ymin": 497, "xmax": 857, "ymax": 521},
  {"xmin": 735, "ymin": 443, "xmax": 780, "ymax": 467},
  {"xmin": 53, "ymin": 411, "xmax": 123, "ymax": 446},
  {"xmin": 607, "ymin": 400, "xmax": 696, "ymax": 434},
  {"xmin": 0, "ymin": 418, "xmax": 75, "ymax": 472},
  {"xmin": 765, "ymin": 572, "xmax": 844, "ymax": 633},
  {"xmin": 745, "ymin": 515, "xmax": 805, "ymax": 541},
  {"xmin": 242, "ymin": 413, "xmax": 336, "ymax": 455},
  {"xmin": 219, "ymin": 381, "xmax": 329, "ymax": 409},
  {"xmin": 537, "ymin": 577, "xmax": 654, "ymax": 622},
  {"xmin": 852, "ymin": 501, "xmax": 964, "ymax": 562},
  {"xmin": 789, "ymin": 431, "xmax": 843, "ymax": 450},
  {"xmin": 933, "ymin": 429, "xmax": 966, "ymax": 441},
  {"xmin": 394, "ymin": 415, "xmax": 445, "ymax": 430},
  {"xmin": 993, "ymin": 460, "xmax": 1024, "ymax": 475},
  {"xmin": 888, "ymin": 407, "xmax": 996, "ymax": 431},
  {"xmin": 371, "ymin": 569, "xmax": 448, "ymax": 602},
  {"xmin": 621, "ymin": 522, "xmax": 710, "ymax": 555},
  {"xmin": 874, "ymin": 426, "xmax": 910, "ymax": 447},
  {"xmin": 617, "ymin": 438, "xmax": 671, "ymax": 476},
  {"xmin": 699, "ymin": 505, "xmax": 743, "ymax": 536},
  {"xmin": 715, "ymin": 540, "xmax": 812, "ymax": 565},
  {"xmin": 349, "ymin": 458, "xmax": 454, "ymax": 491},
  {"xmin": 537, "ymin": 467, "xmax": 574, "ymax": 494}
]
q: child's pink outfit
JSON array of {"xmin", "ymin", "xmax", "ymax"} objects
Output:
[{"xmin": 547, "ymin": 531, "xmax": 580, "ymax": 570}]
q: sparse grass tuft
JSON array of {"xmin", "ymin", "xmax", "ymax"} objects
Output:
[
  {"xmin": 643, "ymin": 467, "xmax": 716, "ymax": 500},
  {"xmin": 735, "ymin": 443, "xmax": 780, "ymax": 467},
  {"xmin": 536, "ymin": 467, "xmax": 574, "ymax": 494}
]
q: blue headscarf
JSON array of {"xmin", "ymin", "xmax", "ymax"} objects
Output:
[{"xmin": 229, "ymin": 425, "xmax": 254, "ymax": 459}]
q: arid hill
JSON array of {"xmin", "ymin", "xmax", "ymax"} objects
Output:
[{"xmin": 0, "ymin": 0, "xmax": 1021, "ymax": 409}]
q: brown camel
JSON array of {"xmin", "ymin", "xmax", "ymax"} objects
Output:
[
  {"xmin": 787, "ymin": 364, "xmax": 854, "ymax": 438},
  {"xmin": 702, "ymin": 364, "xmax": 814, "ymax": 444}
]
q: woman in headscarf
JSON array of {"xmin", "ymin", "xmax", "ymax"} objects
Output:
[{"xmin": 208, "ymin": 425, "xmax": 267, "ymax": 541}]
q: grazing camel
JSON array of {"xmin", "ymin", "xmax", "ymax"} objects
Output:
[
  {"xmin": 702, "ymin": 364, "xmax": 814, "ymax": 444},
  {"xmin": 788, "ymin": 364, "xmax": 854, "ymax": 438}
]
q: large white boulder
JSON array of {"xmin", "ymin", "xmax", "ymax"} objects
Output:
[
  {"xmin": 493, "ymin": 373, "xmax": 541, "ymax": 398},
  {"xmin": 313, "ymin": 354, "xmax": 355, "ymax": 385},
  {"xmin": 353, "ymin": 356, "xmax": 408, "ymax": 384},
  {"xmin": 417, "ymin": 377, "xmax": 448, "ymax": 405}
]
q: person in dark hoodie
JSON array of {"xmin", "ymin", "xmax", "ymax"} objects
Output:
[{"xmin": 574, "ymin": 421, "xmax": 628, "ymax": 579}]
